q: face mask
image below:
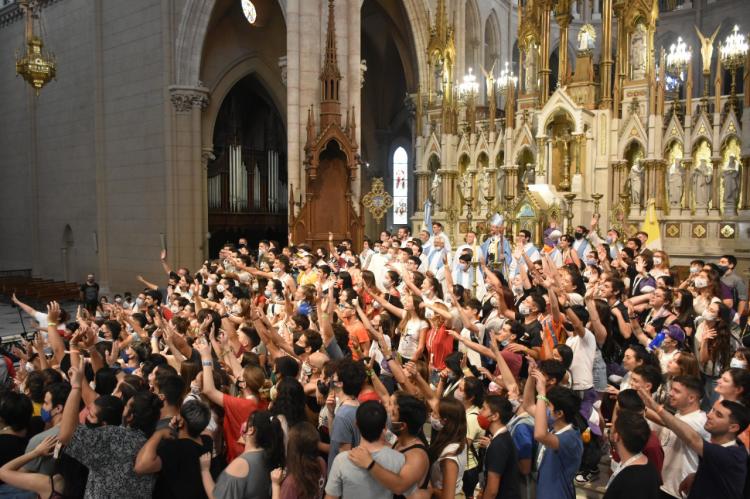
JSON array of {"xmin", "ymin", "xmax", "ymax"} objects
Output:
[
  {"xmin": 606, "ymin": 236, "xmax": 614, "ymax": 244},
  {"xmin": 702, "ymin": 310, "xmax": 717, "ymax": 322},
  {"xmin": 459, "ymin": 263, "xmax": 469, "ymax": 272},
  {"xmin": 207, "ymin": 278, "xmax": 216, "ymax": 286},
  {"xmin": 273, "ymin": 267, "xmax": 281, "ymax": 275},
  {"xmin": 170, "ymin": 305, "xmax": 180, "ymax": 313},
  {"xmin": 490, "ymin": 297, "xmax": 499, "ymax": 307},
  {"xmin": 690, "ymin": 266, "xmax": 700, "ymax": 274},
  {"xmin": 251, "ymin": 283, "xmax": 259, "ymax": 292},
  {"xmin": 25, "ymin": 362, "xmax": 34, "ymax": 373},
  {"xmin": 730, "ymin": 358, "xmax": 747, "ymax": 369},
  {"xmin": 293, "ymin": 344, "xmax": 306, "ymax": 356},
  {"xmin": 585, "ymin": 258, "xmax": 597, "ymax": 266},
  {"xmin": 653, "ymin": 257, "xmax": 662, "ymax": 266},
  {"xmin": 583, "ymin": 271, "xmax": 592, "ymax": 280},
  {"xmin": 135, "ymin": 298, "xmax": 144, "ymax": 307},
  {"xmin": 574, "ymin": 232, "xmax": 584, "ymax": 240},
  {"xmin": 717, "ymin": 265, "xmax": 728, "ymax": 273},
  {"xmin": 264, "ymin": 290, "xmax": 273, "ymax": 298},
  {"xmin": 231, "ymin": 304, "xmax": 242, "ymax": 315},
  {"xmin": 389, "ymin": 421, "xmax": 406, "ymax": 435},
  {"xmin": 500, "ymin": 339, "xmax": 510, "ymax": 347},
  {"xmin": 512, "ymin": 286, "xmax": 523, "ymax": 296},
  {"xmin": 216, "ymin": 284, "xmax": 225, "ymax": 293},
  {"xmin": 454, "ymin": 389, "xmax": 465, "ymax": 401},
  {"xmin": 673, "ymin": 300, "xmax": 681, "ymax": 308},
  {"xmin": 373, "ymin": 300, "xmax": 381, "ymax": 309},
  {"xmin": 477, "ymin": 414, "xmax": 491, "ymax": 431},
  {"xmin": 301, "ymin": 362, "xmax": 313, "ymax": 377},
  {"xmin": 40, "ymin": 407, "xmax": 54, "ymax": 424},
  {"xmin": 430, "ymin": 415, "xmax": 444, "ymax": 431},
  {"xmin": 546, "ymin": 408, "xmax": 556, "ymax": 429},
  {"xmin": 694, "ymin": 277, "xmax": 708, "ymax": 289},
  {"xmin": 222, "ymin": 297, "xmax": 233, "ymax": 307},
  {"xmin": 519, "ymin": 303, "xmax": 531, "ymax": 316}
]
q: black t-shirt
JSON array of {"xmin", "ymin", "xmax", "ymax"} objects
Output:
[
  {"xmin": 603, "ymin": 463, "xmax": 661, "ymax": 499},
  {"xmin": 80, "ymin": 282, "xmax": 100, "ymax": 302},
  {"xmin": 0, "ymin": 434, "xmax": 28, "ymax": 484},
  {"xmin": 688, "ymin": 441, "xmax": 748, "ymax": 499},
  {"xmin": 484, "ymin": 430, "xmax": 521, "ymax": 499},
  {"xmin": 155, "ymin": 434, "xmax": 213, "ymax": 499},
  {"xmin": 517, "ymin": 320, "xmax": 542, "ymax": 378}
]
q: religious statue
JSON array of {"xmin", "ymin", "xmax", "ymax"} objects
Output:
[
  {"xmin": 723, "ymin": 155, "xmax": 740, "ymax": 213},
  {"xmin": 496, "ymin": 167, "xmax": 506, "ymax": 200},
  {"xmin": 692, "ymin": 159, "xmax": 713, "ymax": 210},
  {"xmin": 459, "ymin": 172, "xmax": 473, "ymax": 200},
  {"xmin": 629, "ymin": 159, "xmax": 644, "ymax": 207},
  {"xmin": 630, "ymin": 24, "xmax": 647, "ymax": 80},
  {"xmin": 429, "ymin": 171, "xmax": 442, "ymax": 204},
  {"xmin": 477, "ymin": 169, "xmax": 490, "ymax": 216},
  {"xmin": 668, "ymin": 158, "xmax": 684, "ymax": 209},
  {"xmin": 523, "ymin": 163, "xmax": 536, "ymax": 186},
  {"xmin": 523, "ymin": 46, "xmax": 538, "ymax": 93},
  {"xmin": 577, "ymin": 24, "xmax": 596, "ymax": 52},
  {"xmin": 694, "ymin": 25, "xmax": 721, "ymax": 74}
]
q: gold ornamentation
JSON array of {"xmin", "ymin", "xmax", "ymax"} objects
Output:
[
  {"xmin": 666, "ymin": 223, "xmax": 680, "ymax": 237},
  {"xmin": 692, "ymin": 223, "xmax": 707, "ymax": 238},
  {"xmin": 15, "ymin": 1, "xmax": 56, "ymax": 94},
  {"xmin": 362, "ymin": 178, "xmax": 393, "ymax": 222},
  {"xmin": 720, "ymin": 223, "xmax": 735, "ymax": 239}
]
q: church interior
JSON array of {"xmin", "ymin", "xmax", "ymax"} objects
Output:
[{"xmin": 0, "ymin": 0, "xmax": 748, "ymax": 292}]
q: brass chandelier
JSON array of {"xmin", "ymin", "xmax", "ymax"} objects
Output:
[{"xmin": 15, "ymin": 0, "xmax": 56, "ymax": 94}]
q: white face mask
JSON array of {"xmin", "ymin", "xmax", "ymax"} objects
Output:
[
  {"xmin": 135, "ymin": 298, "xmax": 144, "ymax": 307},
  {"xmin": 512, "ymin": 286, "xmax": 523, "ymax": 296},
  {"xmin": 702, "ymin": 309, "xmax": 716, "ymax": 322},
  {"xmin": 690, "ymin": 266, "xmax": 700, "ymax": 274},
  {"xmin": 519, "ymin": 303, "xmax": 531, "ymax": 316},
  {"xmin": 653, "ymin": 256, "xmax": 662, "ymax": 266},
  {"xmin": 490, "ymin": 297, "xmax": 499, "ymax": 307},
  {"xmin": 430, "ymin": 415, "xmax": 444, "ymax": 431},
  {"xmin": 694, "ymin": 277, "xmax": 708, "ymax": 289},
  {"xmin": 730, "ymin": 358, "xmax": 747, "ymax": 370},
  {"xmin": 216, "ymin": 284, "xmax": 225, "ymax": 293}
]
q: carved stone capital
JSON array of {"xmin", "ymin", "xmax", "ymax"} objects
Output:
[{"xmin": 168, "ymin": 85, "xmax": 210, "ymax": 113}]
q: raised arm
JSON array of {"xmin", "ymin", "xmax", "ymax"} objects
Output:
[
  {"xmin": 11, "ymin": 293, "xmax": 37, "ymax": 317},
  {"xmin": 195, "ymin": 338, "xmax": 225, "ymax": 407},
  {"xmin": 59, "ymin": 357, "xmax": 86, "ymax": 444},
  {"xmin": 584, "ymin": 291, "xmax": 608, "ymax": 346},
  {"xmin": 45, "ymin": 301, "xmax": 66, "ymax": 367},
  {"xmin": 639, "ymin": 388, "xmax": 705, "ymax": 456},
  {"xmin": 159, "ymin": 249, "xmax": 173, "ymax": 276},
  {"xmin": 136, "ymin": 275, "xmax": 159, "ymax": 291}
]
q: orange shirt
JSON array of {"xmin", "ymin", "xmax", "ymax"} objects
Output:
[{"xmin": 345, "ymin": 321, "xmax": 370, "ymax": 360}]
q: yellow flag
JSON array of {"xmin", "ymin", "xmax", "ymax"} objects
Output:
[{"xmin": 639, "ymin": 198, "xmax": 661, "ymax": 250}]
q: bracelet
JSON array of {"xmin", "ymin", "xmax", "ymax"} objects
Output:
[
  {"xmin": 536, "ymin": 394, "xmax": 550, "ymax": 404},
  {"xmin": 47, "ymin": 322, "xmax": 57, "ymax": 327},
  {"xmin": 71, "ymin": 385, "xmax": 81, "ymax": 390},
  {"xmin": 70, "ymin": 350, "xmax": 80, "ymax": 355},
  {"xmin": 384, "ymin": 356, "xmax": 393, "ymax": 363},
  {"xmin": 202, "ymin": 360, "xmax": 213, "ymax": 367},
  {"xmin": 366, "ymin": 459, "xmax": 376, "ymax": 471}
]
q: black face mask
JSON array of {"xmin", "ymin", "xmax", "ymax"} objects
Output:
[
  {"xmin": 293, "ymin": 343, "xmax": 306, "ymax": 356},
  {"xmin": 574, "ymin": 232, "xmax": 584, "ymax": 240}
]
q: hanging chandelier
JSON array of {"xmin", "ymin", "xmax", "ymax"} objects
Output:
[
  {"xmin": 666, "ymin": 37, "xmax": 691, "ymax": 81},
  {"xmin": 497, "ymin": 61, "xmax": 518, "ymax": 90},
  {"xmin": 15, "ymin": 0, "xmax": 56, "ymax": 95},
  {"xmin": 720, "ymin": 25, "xmax": 748, "ymax": 70},
  {"xmin": 458, "ymin": 67, "xmax": 480, "ymax": 98}
]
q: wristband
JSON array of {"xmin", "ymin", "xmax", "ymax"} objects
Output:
[
  {"xmin": 202, "ymin": 360, "xmax": 213, "ymax": 367},
  {"xmin": 384, "ymin": 356, "xmax": 393, "ymax": 363},
  {"xmin": 70, "ymin": 350, "xmax": 80, "ymax": 355},
  {"xmin": 366, "ymin": 459, "xmax": 376, "ymax": 471},
  {"xmin": 71, "ymin": 385, "xmax": 81, "ymax": 390},
  {"xmin": 47, "ymin": 322, "xmax": 58, "ymax": 327},
  {"xmin": 536, "ymin": 394, "xmax": 550, "ymax": 404}
]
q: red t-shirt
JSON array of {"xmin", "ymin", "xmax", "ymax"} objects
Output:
[
  {"xmin": 498, "ymin": 349, "xmax": 523, "ymax": 379},
  {"xmin": 426, "ymin": 325, "xmax": 454, "ymax": 370},
  {"xmin": 222, "ymin": 394, "xmax": 268, "ymax": 461}
]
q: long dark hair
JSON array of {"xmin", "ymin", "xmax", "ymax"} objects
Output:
[
  {"xmin": 284, "ymin": 422, "xmax": 323, "ymax": 499},
  {"xmin": 673, "ymin": 289, "xmax": 695, "ymax": 324},
  {"xmin": 708, "ymin": 303, "xmax": 734, "ymax": 372},
  {"xmin": 428, "ymin": 397, "xmax": 466, "ymax": 463},
  {"xmin": 271, "ymin": 378, "xmax": 306, "ymax": 428},
  {"xmin": 247, "ymin": 411, "xmax": 285, "ymax": 469}
]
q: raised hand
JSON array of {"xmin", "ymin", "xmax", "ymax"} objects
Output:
[
  {"xmin": 160, "ymin": 249, "xmax": 167, "ymax": 261},
  {"xmin": 46, "ymin": 301, "xmax": 61, "ymax": 323}
]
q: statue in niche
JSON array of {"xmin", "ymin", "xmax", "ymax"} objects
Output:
[
  {"xmin": 477, "ymin": 169, "xmax": 490, "ymax": 216},
  {"xmin": 577, "ymin": 24, "xmax": 596, "ymax": 52},
  {"xmin": 668, "ymin": 158, "xmax": 684, "ymax": 208},
  {"xmin": 692, "ymin": 159, "xmax": 713, "ymax": 209},
  {"xmin": 459, "ymin": 172, "xmax": 473, "ymax": 200},
  {"xmin": 524, "ymin": 47, "xmax": 538, "ymax": 93},
  {"xmin": 723, "ymin": 155, "xmax": 740, "ymax": 212},
  {"xmin": 429, "ymin": 170, "xmax": 442, "ymax": 205},
  {"xmin": 629, "ymin": 159, "xmax": 644, "ymax": 207},
  {"xmin": 630, "ymin": 24, "xmax": 647, "ymax": 80},
  {"xmin": 523, "ymin": 163, "xmax": 536, "ymax": 186}
]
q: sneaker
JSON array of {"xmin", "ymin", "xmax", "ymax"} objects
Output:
[{"xmin": 574, "ymin": 469, "xmax": 599, "ymax": 484}]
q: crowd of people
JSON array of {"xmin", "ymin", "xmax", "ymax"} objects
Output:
[{"xmin": 0, "ymin": 213, "xmax": 749, "ymax": 499}]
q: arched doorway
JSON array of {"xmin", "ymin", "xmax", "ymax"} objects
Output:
[
  {"xmin": 361, "ymin": 0, "xmax": 419, "ymax": 234},
  {"xmin": 206, "ymin": 74, "xmax": 287, "ymax": 255}
]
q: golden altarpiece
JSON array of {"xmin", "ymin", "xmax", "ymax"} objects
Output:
[{"xmin": 409, "ymin": 0, "xmax": 749, "ymax": 266}]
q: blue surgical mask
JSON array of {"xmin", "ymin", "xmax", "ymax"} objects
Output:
[
  {"xmin": 500, "ymin": 339, "xmax": 510, "ymax": 347},
  {"xmin": 40, "ymin": 407, "xmax": 53, "ymax": 424},
  {"xmin": 546, "ymin": 408, "xmax": 556, "ymax": 429}
]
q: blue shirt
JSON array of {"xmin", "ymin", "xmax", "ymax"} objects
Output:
[
  {"xmin": 536, "ymin": 426, "xmax": 583, "ymax": 499},
  {"xmin": 327, "ymin": 404, "xmax": 360, "ymax": 475}
]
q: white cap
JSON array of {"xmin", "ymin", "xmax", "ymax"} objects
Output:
[{"xmin": 490, "ymin": 213, "xmax": 504, "ymax": 226}]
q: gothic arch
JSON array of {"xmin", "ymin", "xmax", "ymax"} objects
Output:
[
  {"xmin": 464, "ymin": 0, "xmax": 481, "ymax": 72},
  {"xmin": 174, "ymin": 0, "xmax": 288, "ymax": 87}
]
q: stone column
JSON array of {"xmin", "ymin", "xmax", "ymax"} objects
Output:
[
  {"xmin": 539, "ymin": 1, "xmax": 553, "ymax": 105},
  {"xmin": 555, "ymin": 4, "xmax": 572, "ymax": 87},
  {"xmin": 600, "ymin": 0, "xmax": 613, "ymax": 108},
  {"xmin": 655, "ymin": 160, "xmax": 667, "ymax": 212},
  {"xmin": 416, "ymin": 171, "xmax": 430, "ymax": 209},
  {"xmin": 682, "ymin": 159, "xmax": 693, "ymax": 212},
  {"xmin": 169, "ymin": 85, "xmax": 209, "ymax": 269}
]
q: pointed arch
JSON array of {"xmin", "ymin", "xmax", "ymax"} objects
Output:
[
  {"xmin": 464, "ymin": 0, "xmax": 481, "ymax": 72},
  {"xmin": 484, "ymin": 10, "xmax": 501, "ymax": 75}
]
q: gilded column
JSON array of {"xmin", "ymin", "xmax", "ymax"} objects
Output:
[
  {"xmin": 682, "ymin": 159, "xmax": 694, "ymax": 212},
  {"xmin": 537, "ymin": 137, "xmax": 546, "ymax": 178},
  {"xmin": 416, "ymin": 172, "xmax": 430, "ymax": 208},
  {"xmin": 711, "ymin": 158, "xmax": 721, "ymax": 213},
  {"xmin": 555, "ymin": 1, "xmax": 573, "ymax": 87},
  {"xmin": 655, "ymin": 160, "xmax": 667, "ymax": 212},
  {"xmin": 539, "ymin": 1, "xmax": 553, "ymax": 105},
  {"xmin": 740, "ymin": 156, "xmax": 750, "ymax": 210},
  {"xmin": 600, "ymin": 0, "xmax": 613, "ymax": 108}
]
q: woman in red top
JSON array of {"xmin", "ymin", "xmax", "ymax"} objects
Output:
[{"xmin": 423, "ymin": 302, "xmax": 455, "ymax": 384}]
